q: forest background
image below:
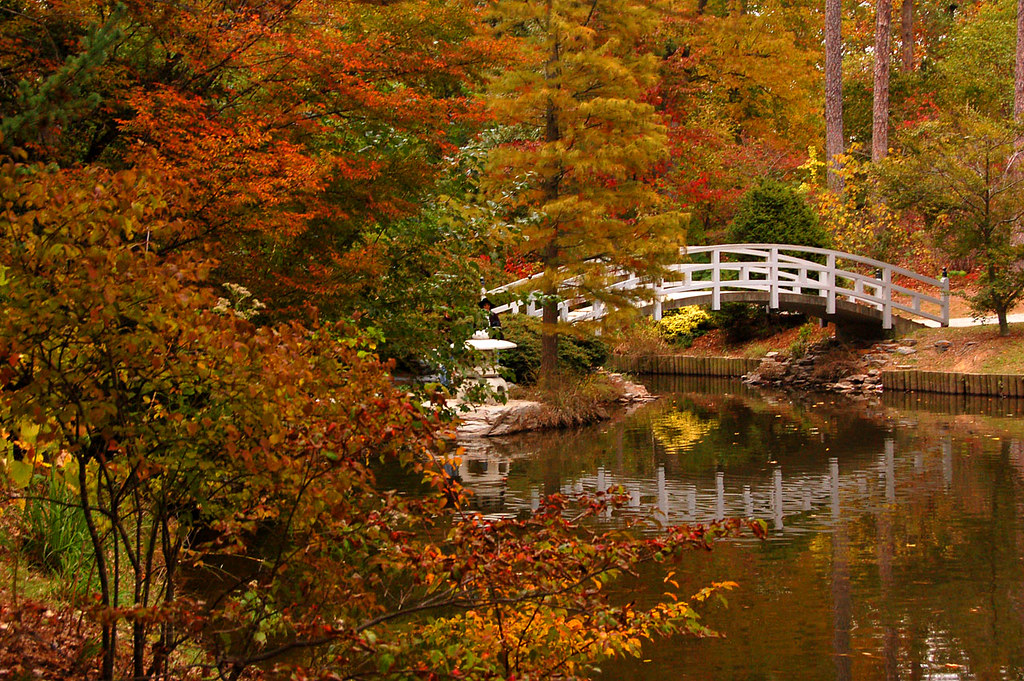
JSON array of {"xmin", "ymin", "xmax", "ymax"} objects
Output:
[{"xmin": 1, "ymin": 0, "xmax": 1023, "ymax": 679}]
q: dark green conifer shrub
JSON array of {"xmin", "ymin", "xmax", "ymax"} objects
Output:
[
  {"xmin": 727, "ymin": 180, "xmax": 829, "ymax": 249},
  {"xmin": 498, "ymin": 315, "xmax": 608, "ymax": 384}
]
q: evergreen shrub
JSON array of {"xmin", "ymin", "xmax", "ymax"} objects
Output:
[
  {"xmin": 498, "ymin": 315, "xmax": 609, "ymax": 384},
  {"xmin": 727, "ymin": 180, "xmax": 830, "ymax": 250}
]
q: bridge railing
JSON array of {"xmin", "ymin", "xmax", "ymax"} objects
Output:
[{"xmin": 489, "ymin": 244, "xmax": 950, "ymax": 329}]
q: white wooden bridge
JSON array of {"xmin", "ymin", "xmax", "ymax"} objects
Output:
[{"xmin": 489, "ymin": 244, "xmax": 950, "ymax": 331}]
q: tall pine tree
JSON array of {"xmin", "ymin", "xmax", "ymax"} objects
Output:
[{"xmin": 485, "ymin": 0, "xmax": 683, "ymax": 382}]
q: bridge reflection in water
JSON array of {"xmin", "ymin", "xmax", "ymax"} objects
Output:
[
  {"xmin": 460, "ymin": 433, "xmax": 957, "ymax": 532},
  {"xmin": 452, "ymin": 378, "xmax": 1024, "ymax": 681}
]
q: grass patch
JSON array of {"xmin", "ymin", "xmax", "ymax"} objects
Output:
[
  {"xmin": 510, "ymin": 371, "xmax": 628, "ymax": 428},
  {"xmin": 894, "ymin": 322, "xmax": 1024, "ymax": 374}
]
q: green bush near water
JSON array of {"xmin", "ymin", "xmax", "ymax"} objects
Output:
[{"xmin": 498, "ymin": 315, "xmax": 609, "ymax": 384}]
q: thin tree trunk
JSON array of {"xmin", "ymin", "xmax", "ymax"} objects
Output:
[
  {"xmin": 80, "ymin": 462, "xmax": 114, "ymax": 680},
  {"xmin": 873, "ymin": 0, "xmax": 892, "ymax": 162},
  {"xmin": 900, "ymin": 0, "xmax": 914, "ymax": 71},
  {"xmin": 825, "ymin": 0, "xmax": 845, "ymax": 192}
]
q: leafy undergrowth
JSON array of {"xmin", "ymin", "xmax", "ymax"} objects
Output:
[
  {"xmin": 511, "ymin": 371, "xmax": 629, "ymax": 427},
  {"xmin": 0, "ymin": 592, "xmax": 99, "ymax": 680},
  {"xmin": 616, "ymin": 322, "xmax": 836, "ymax": 361},
  {"xmin": 0, "ymin": 498, "xmax": 99, "ymax": 680}
]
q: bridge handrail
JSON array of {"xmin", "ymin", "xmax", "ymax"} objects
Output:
[
  {"xmin": 682, "ymin": 244, "xmax": 947, "ymax": 288},
  {"xmin": 487, "ymin": 244, "xmax": 949, "ymax": 328}
]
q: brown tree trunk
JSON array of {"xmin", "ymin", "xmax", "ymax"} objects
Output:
[
  {"xmin": 540, "ymin": 298, "xmax": 559, "ymax": 381},
  {"xmin": 900, "ymin": 0, "xmax": 914, "ymax": 71},
  {"xmin": 1014, "ymin": 0, "xmax": 1024, "ymax": 245},
  {"xmin": 1016, "ymin": 0, "xmax": 1024, "ymax": 121},
  {"xmin": 539, "ymin": 1, "xmax": 562, "ymax": 384},
  {"xmin": 825, "ymin": 0, "xmax": 845, "ymax": 192},
  {"xmin": 873, "ymin": 0, "xmax": 892, "ymax": 162}
]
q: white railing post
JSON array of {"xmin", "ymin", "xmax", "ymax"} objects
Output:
[
  {"xmin": 826, "ymin": 254, "xmax": 836, "ymax": 315},
  {"xmin": 880, "ymin": 266, "xmax": 888, "ymax": 327},
  {"xmin": 941, "ymin": 271, "xmax": 950, "ymax": 327},
  {"xmin": 653, "ymin": 279, "xmax": 663, "ymax": 320},
  {"xmin": 712, "ymin": 249, "xmax": 721, "ymax": 310},
  {"xmin": 882, "ymin": 267, "xmax": 892, "ymax": 329},
  {"xmin": 769, "ymin": 247, "xmax": 779, "ymax": 309},
  {"xmin": 593, "ymin": 299, "xmax": 605, "ymax": 320}
]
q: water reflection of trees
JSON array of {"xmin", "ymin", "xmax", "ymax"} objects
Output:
[{"xmin": 451, "ymin": 380, "xmax": 1024, "ymax": 680}]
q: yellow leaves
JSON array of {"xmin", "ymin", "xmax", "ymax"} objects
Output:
[
  {"xmin": 691, "ymin": 580, "xmax": 738, "ymax": 604},
  {"xmin": 18, "ymin": 420, "xmax": 40, "ymax": 446}
]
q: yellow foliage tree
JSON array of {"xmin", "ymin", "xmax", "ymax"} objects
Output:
[{"xmin": 485, "ymin": 0, "xmax": 685, "ymax": 383}]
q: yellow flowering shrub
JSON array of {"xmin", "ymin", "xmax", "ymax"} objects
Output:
[{"xmin": 658, "ymin": 306, "xmax": 713, "ymax": 346}]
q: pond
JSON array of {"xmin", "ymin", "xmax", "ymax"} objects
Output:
[{"xmin": 454, "ymin": 376, "xmax": 1024, "ymax": 680}]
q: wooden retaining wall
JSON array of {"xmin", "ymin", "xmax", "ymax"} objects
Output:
[
  {"xmin": 881, "ymin": 370, "xmax": 1024, "ymax": 398},
  {"xmin": 607, "ymin": 355, "xmax": 760, "ymax": 377},
  {"xmin": 609, "ymin": 357, "xmax": 1024, "ymax": 399},
  {"xmin": 881, "ymin": 390, "xmax": 1024, "ymax": 416}
]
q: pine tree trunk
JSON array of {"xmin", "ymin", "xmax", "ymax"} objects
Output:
[
  {"xmin": 1014, "ymin": 0, "xmax": 1023, "ymax": 245},
  {"xmin": 539, "ymin": 3, "xmax": 562, "ymax": 385},
  {"xmin": 872, "ymin": 0, "xmax": 892, "ymax": 163},
  {"xmin": 825, "ymin": 0, "xmax": 845, "ymax": 193},
  {"xmin": 900, "ymin": 0, "xmax": 913, "ymax": 71},
  {"xmin": 1016, "ymin": 0, "xmax": 1024, "ymax": 120},
  {"xmin": 540, "ymin": 299, "xmax": 559, "ymax": 382}
]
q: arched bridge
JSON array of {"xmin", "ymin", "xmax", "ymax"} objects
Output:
[{"xmin": 489, "ymin": 244, "xmax": 950, "ymax": 332}]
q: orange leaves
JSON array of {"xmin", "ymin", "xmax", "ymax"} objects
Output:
[{"xmin": 122, "ymin": 85, "xmax": 326, "ymax": 240}]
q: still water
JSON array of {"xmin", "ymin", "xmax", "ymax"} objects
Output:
[{"xmin": 456, "ymin": 377, "xmax": 1024, "ymax": 680}]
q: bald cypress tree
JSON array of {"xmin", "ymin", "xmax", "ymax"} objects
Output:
[{"xmin": 486, "ymin": 0, "xmax": 684, "ymax": 383}]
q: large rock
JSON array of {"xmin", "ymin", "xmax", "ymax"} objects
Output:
[{"xmin": 456, "ymin": 400, "xmax": 550, "ymax": 438}]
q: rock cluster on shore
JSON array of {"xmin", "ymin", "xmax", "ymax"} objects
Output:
[{"xmin": 742, "ymin": 337, "xmax": 930, "ymax": 396}]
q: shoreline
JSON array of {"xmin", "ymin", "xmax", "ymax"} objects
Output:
[
  {"xmin": 610, "ymin": 352, "xmax": 1024, "ymax": 398},
  {"xmin": 455, "ymin": 373, "xmax": 656, "ymax": 438}
]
